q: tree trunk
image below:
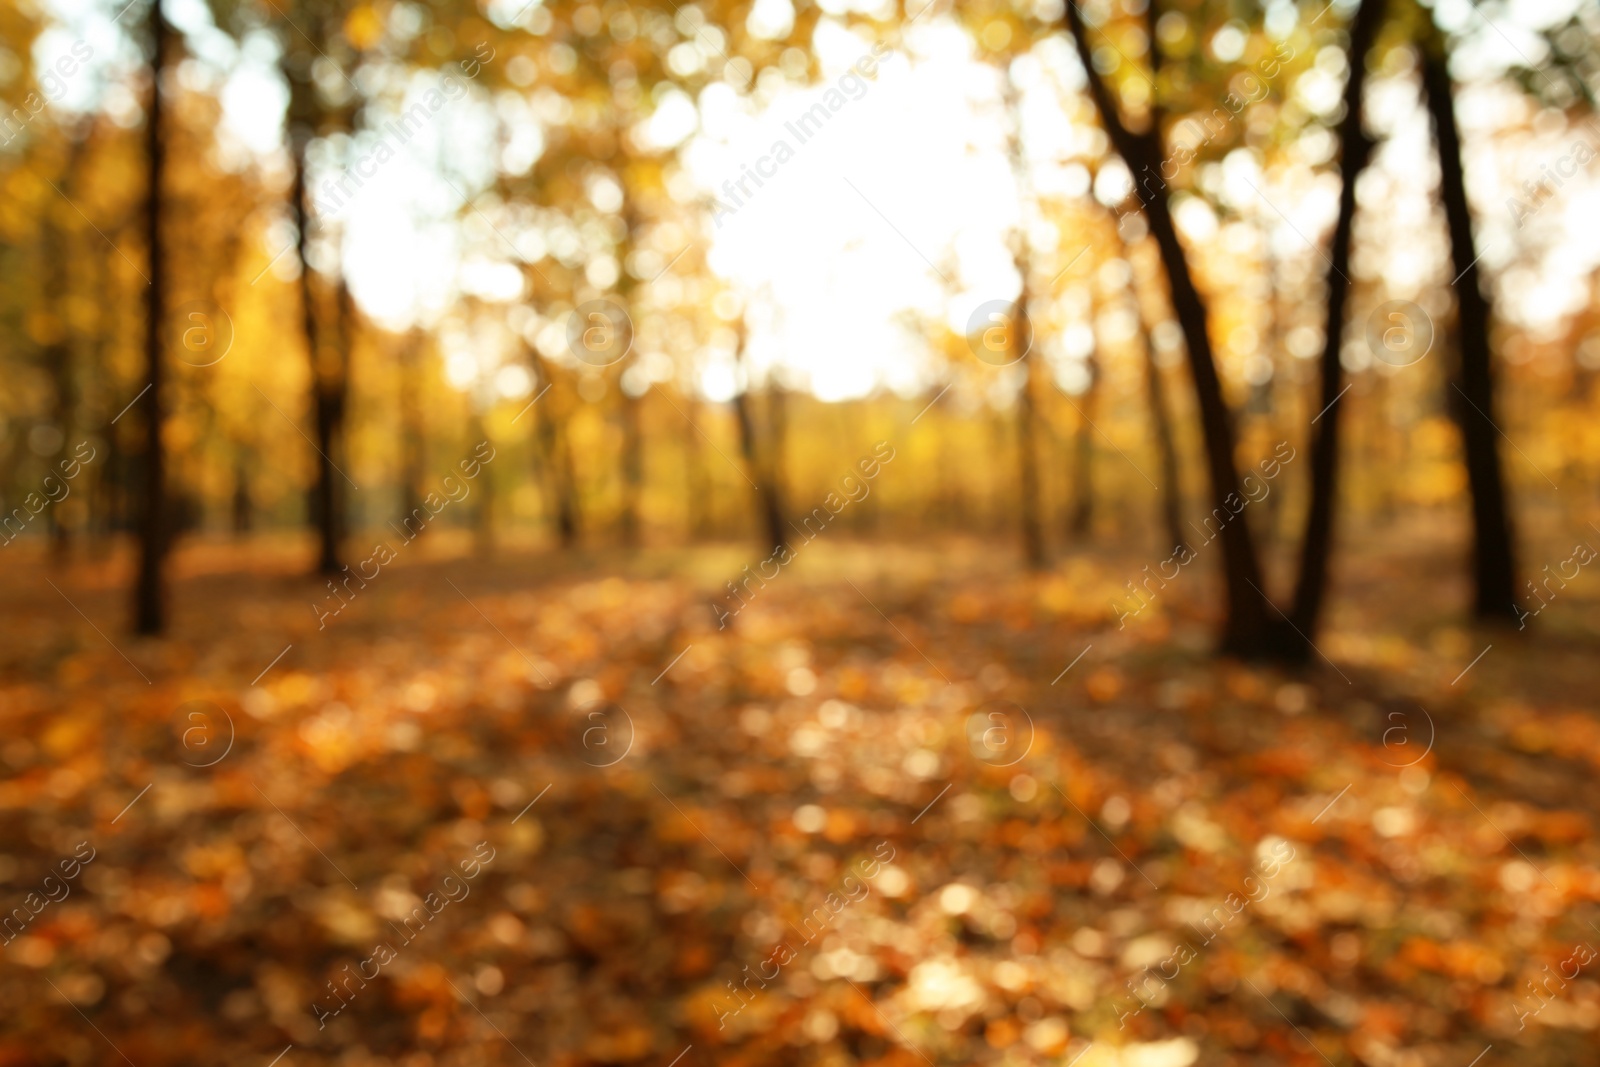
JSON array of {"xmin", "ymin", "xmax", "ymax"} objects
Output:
[
  {"xmin": 1018, "ymin": 343, "xmax": 1045, "ymax": 567},
  {"xmin": 1002, "ymin": 84, "xmax": 1046, "ymax": 569},
  {"xmin": 1419, "ymin": 39, "xmax": 1519, "ymax": 620},
  {"xmin": 686, "ymin": 398, "xmax": 713, "ymax": 541},
  {"xmin": 132, "ymin": 0, "xmax": 169, "ymax": 635},
  {"xmin": 1063, "ymin": 0, "xmax": 1278, "ymax": 655},
  {"xmin": 330, "ymin": 277, "xmax": 355, "ymax": 544},
  {"xmin": 732, "ymin": 321, "xmax": 788, "ymax": 553},
  {"xmin": 469, "ymin": 413, "xmax": 493, "ymax": 557},
  {"xmin": 529, "ymin": 350, "xmax": 577, "ymax": 547},
  {"xmin": 289, "ymin": 124, "xmax": 343, "ymax": 576},
  {"xmin": 769, "ymin": 382, "xmax": 788, "ymax": 527},
  {"xmin": 1069, "ymin": 354, "xmax": 1096, "ymax": 539},
  {"xmin": 1286, "ymin": 0, "xmax": 1388, "ymax": 649},
  {"xmin": 398, "ymin": 330, "xmax": 424, "ymax": 519},
  {"xmin": 231, "ymin": 448, "xmax": 252, "ymax": 535},
  {"xmin": 621, "ymin": 391, "xmax": 642, "ymax": 546},
  {"xmin": 44, "ymin": 133, "xmax": 92, "ymax": 558}
]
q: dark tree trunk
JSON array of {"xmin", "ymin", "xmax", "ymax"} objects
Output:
[
  {"xmin": 132, "ymin": 0, "xmax": 169, "ymax": 635},
  {"xmin": 732, "ymin": 322, "xmax": 787, "ymax": 553},
  {"xmin": 1069, "ymin": 355, "xmax": 1096, "ymax": 540},
  {"xmin": 330, "ymin": 278, "xmax": 355, "ymax": 545},
  {"xmin": 769, "ymin": 383, "xmax": 788, "ymax": 525},
  {"xmin": 469, "ymin": 414, "xmax": 492, "ymax": 557},
  {"xmin": 289, "ymin": 126, "xmax": 343, "ymax": 576},
  {"xmin": 529, "ymin": 351, "xmax": 577, "ymax": 547},
  {"xmin": 231, "ymin": 449, "xmax": 251, "ymax": 535},
  {"xmin": 44, "ymin": 212, "xmax": 73, "ymax": 558},
  {"xmin": 1287, "ymin": 0, "xmax": 1388, "ymax": 649},
  {"xmin": 732, "ymin": 389, "xmax": 787, "ymax": 552},
  {"xmin": 621, "ymin": 391, "xmax": 642, "ymax": 546},
  {"xmin": 398, "ymin": 330, "xmax": 424, "ymax": 519},
  {"xmin": 44, "ymin": 133, "xmax": 93, "ymax": 558},
  {"xmin": 686, "ymin": 398, "xmax": 713, "ymax": 541},
  {"xmin": 1018, "ymin": 342, "xmax": 1045, "ymax": 567},
  {"xmin": 1064, "ymin": 0, "xmax": 1278, "ymax": 655},
  {"xmin": 1419, "ymin": 40, "xmax": 1519, "ymax": 620}
]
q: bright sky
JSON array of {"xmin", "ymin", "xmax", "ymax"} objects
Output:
[{"xmin": 23, "ymin": 0, "xmax": 1600, "ymax": 399}]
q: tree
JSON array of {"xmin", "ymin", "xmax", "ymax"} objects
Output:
[
  {"xmin": 1066, "ymin": 304, "xmax": 1099, "ymax": 541},
  {"xmin": 132, "ymin": 0, "xmax": 170, "ymax": 635},
  {"xmin": 1285, "ymin": 0, "xmax": 1390, "ymax": 643},
  {"xmin": 527, "ymin": 344, "xmax": 579, "ymax": 547},
  {"xmin": 43, "ymin": 126, "xmax": 94, "ymax": 557},
  {"xmin": 1418, "ymin": 28, "xmax": 1518, "ymax": 620},
  {"xmin": 280, "ymin": 15, "xmax": 354, "ymax": 577},
  {"xmin": 731, "ymin": 315, "xmax": 788, "ymax": 554},
  {"xmin": 1063, "ymin": 0, "xmax": 1278, "ymax": 654},
  {"xmin": 1002, "ymin": 82, "xmax": 1046, "ymax": 568}
]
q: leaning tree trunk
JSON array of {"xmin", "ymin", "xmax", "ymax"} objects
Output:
[
  {"xmin": 1419, "ymin": 37, "xmax": 1519, "ymax": 620},
  {"xmin": 1064, "ymin": 0, "xmax": 1277, "ymax": 655},
  {"xmin": 132, "ymin": 0, "xmax": 169, "ymax": 635},
  {"xmin": 1285, "ymin": 0, "xmax": 1388, "ymax": 650}
]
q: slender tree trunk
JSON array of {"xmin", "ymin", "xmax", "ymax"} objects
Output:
[
  {"xmin": 1285, "ymin": 0, "xmax": 1387, "ymax": 650},
  {"xmin": 1018, "ymin": 344, "xmax": 1045, "ymax": 566},
  {"xmin": 1064, "ymin": 0, "xmax": 1277, "ymax": 654},
  {"xmin": 621, "ymin": 391, "xmax": 642, "ymax": 546},
  {"xmin": 469, "ymin": 413, "xmax": 492, "ymax": 557},
  {"xmin": 686, "ymin": 398, "xmax": 713, "ymax": 541},
  {"xmin": 331, "ymin": 278, "xmax": 355, "ymax": 544},
  {"xmin": 231, "ymin": 449, "xmax": 252, "ymax": 535},
  {"xmin": 528, "ymin": 350, "xmax": 577, "ymax": 547},
  {"xmin": 44, "ymin": 199, "xmax": 74, "ymax": 558},
  {"xmin": 289, "ymin": 124, "xmax": 342, "ymax": 575},
  {"xmin": 1069, "ymin": 355, "xmax": 1097, "ymax": 539},
  {"xmin": 132, "ymin": 0, "xmax": 169, "ymax": 635},
  {"xmin": 1419, "ymin": 38, "xmax": 1519, "ymax": 620},
  {"xmin": 1001, "ymin": 85, "xmax": 1046, "ymax": 568},
  {"xmin": 732, "ymin": 321, "xmax": 787, "ymax": 553},
  {"xmin": 769, "ymin": 383, "xmax": 788, "ymax": 525},
  {"xmin": 85, "ymin": 224, "xmax": 113, "ymax": 552},
  {"xmin": 398, "ymin": 329, "xmax": 424, "ymax": 519}
]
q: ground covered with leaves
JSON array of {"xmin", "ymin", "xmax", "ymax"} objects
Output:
[{"xmin": 3, "ymin": 524, "xmax": 1599, "ymax": 1067}]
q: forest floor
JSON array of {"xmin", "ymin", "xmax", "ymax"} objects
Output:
[{"xmin": 3, "ymin": 518, "xmax": 1600, "ymax": 1067}]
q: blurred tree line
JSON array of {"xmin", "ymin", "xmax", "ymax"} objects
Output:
[{"xmin": 3, "ymin": 0, "xmax": 1600, "ymax": 659}]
